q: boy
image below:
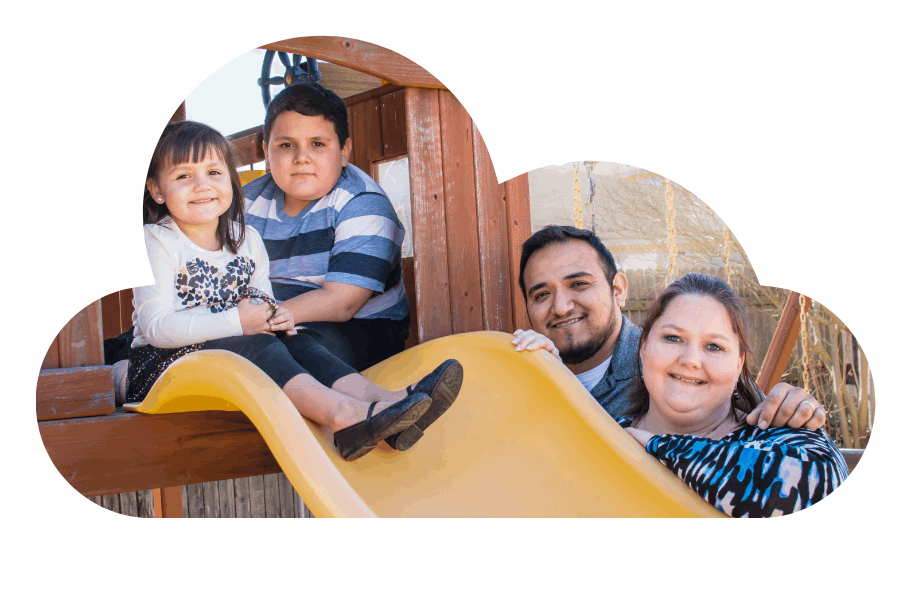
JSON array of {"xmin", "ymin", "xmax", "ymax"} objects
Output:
[{"xmin": 243, "ymin": 83, "xmax": 409, "ymax": 371}]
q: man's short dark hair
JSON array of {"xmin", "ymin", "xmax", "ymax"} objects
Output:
[
  {"xmin": 263, "ymin": 83, "xmax": 350, "ymax": 146},
  {"xmin": 518, "ymin": 225, "xmax": 618, "ymax": 298}
]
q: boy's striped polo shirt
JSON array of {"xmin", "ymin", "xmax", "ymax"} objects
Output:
[{"xmin": 243, "ymin": 164, "xmax": 408, "ymax": 322}]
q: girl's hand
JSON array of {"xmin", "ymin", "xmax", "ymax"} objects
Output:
[
  {"xmin": 238, "ymin": 298, "xmax": 275, "ymax": 335},
  {"xmin": 511, "ymin": 329, "xmax": 561, "ymax": 361},
  {"xmin": 624, "ymin": 426, "xmax": 655, "ymax": 448},
  {"xmin": 268, "ymin": 305, "xmax": 297, "ymax": 335}
]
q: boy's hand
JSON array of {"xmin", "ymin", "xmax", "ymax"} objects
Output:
[
  {"xmin": 238, "ymin": 298, "xmax": 275, "ymax": 335},
  {"xmin": 745, "ymin": 382, "xmax": 825, "ymax": 430},
  {"xmin": 511, "ymin": 329, "xmax": 561, "ymax": 361},
  {"xmin": 268, "ymin": 305, "xmax": 297, "ymax": 335}
]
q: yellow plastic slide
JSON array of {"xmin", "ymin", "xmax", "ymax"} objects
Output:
[{"xmin": 125, "ymin": 331, "xmax": 725, "ymax": 517}]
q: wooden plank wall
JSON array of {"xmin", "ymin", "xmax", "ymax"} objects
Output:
[
  {"xmin": 88, "ymin": 474, "xmax": 315, "ymax": 517},
  {"xmin": 42, "ymin": 301, "xmax": 105, "ymax": 369},
  {"xmin": 346, "ymin": 86, "xmax": 414, "ymax": 346},
  {"xmin": 404, "ymin": 88, "xmax": 532, "ymax": 342},
  {"xmin": 40, "ymin": 299, "xmax": 125, "ymax": 511},
  {"xmin": 345, "ymin": 84, "xmax": 531, "ymax": 342}
]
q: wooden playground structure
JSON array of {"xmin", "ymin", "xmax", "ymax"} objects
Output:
[{"xmin": 35, "ymin": 37, "xmax": 862, "ymax": 517}]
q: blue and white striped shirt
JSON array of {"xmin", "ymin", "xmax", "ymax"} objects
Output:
[{"xmin": 243, "ymin": 165, "xmax": 409, "ymax": 321}]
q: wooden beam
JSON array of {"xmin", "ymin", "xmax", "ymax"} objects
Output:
[
  {"xmin": 349, "ymin": 97, "xmax": 383, "ymax": 172},
  {"xmin": 57, "ymin": 300, "xmax": 104, "ymax": 368},
  {"xmin": 118, "ymin": 289, "xmax": 134, "ymax": 336},
  {"xmin": 153, "ymin": 486, "xmax": 184, "ymax": 518},
  {"xmin": 757, "ymin": 292, "xmax": 810, "ymax": 394},
  {"xmin": 36, "ymin": 366, "xmax": 115, "ymax": 421},
  {"xmin": 100, "ymin": 291, "xmax": 123, "ymax": 341},
  {"xmin": 472, "ymin": 123, "xmax": 511, "ymax": 332},
  {"xmin": 504, "ymin": 173, "xmax": 532, "ymax": 331},
  {"xmin": 439, "ymin": 90, "xmax": 483, "ymax": 335},
  {"xmin": 227, "ymin": 127, "xmax": 265, "ymax": 167},
  {"xmin": 405, "ymin": 87, "xmax": 452, "ymax": 343},
  {"xmin": 261, "ymin": 37, "xmax": 445, "ymax": 89},
  {"xmin": 343, "ymin": 84, "xmax": 404, "ymax": 107},
  {"xmin": 841, "ymin": 449, "xmax": 864, "ymax": 473},
  {"xmin": 380, "ymin": 90, "xmax": 408, "ymax": 159},
  {"xmin": 170, "ymin": 102, "xmax": 186, "ymax": 124},
  {"xmin": 42, "ymin": 336, "xmax": 60, "ymax": 370},
  {"xmin": 401, "ymin": 257, "xmax": 419, "ymax": 349},
  {"xmin": 316, "ymin": 61, "xmax": 383, "ymax": 99},
  {"xmin": 39, "ymin": 409, "xmax": 283, "ymax": 497}
]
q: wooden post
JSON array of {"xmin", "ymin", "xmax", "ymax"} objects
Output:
[
  {"xmin": 504, "ymin": 173, "xmax": 532, "ymax": 331},
  {"xmin": 404, "ymin": 87, "xmax": 453, "ymax": 343},
  {"xmin": 170, "ymin": 102, "xmax": 186, "ymax": 123},
  {"xmin": 57, "ymin": 301, "xmax": 104, "ymax": 368},
  {"xmin": 439, "ymin": 91, "xmax": 484, "ymax": 335},
  {"xmin": 153, "ymin": 486, "xmax": 184, "ymax": 518},
  {"xmin": 756, "ymin": 291, "xmax": 811, "ymax": 394},
  {"xmin": 472, "ymin": 124, "xmax": 510, "ymax": 332}
]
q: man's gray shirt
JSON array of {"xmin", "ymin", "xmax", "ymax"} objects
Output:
[{"xmin": 588, "ymin": 315, "xmax": 642, "ymax": 417}]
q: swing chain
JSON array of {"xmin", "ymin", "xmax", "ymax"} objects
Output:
[
  {"xmin": 664, "ymin": 179, "xmax": 677, "ymax": 285},
  {"xmin": 585, "ymin": 162, "xmax": 596, "ymax": 233},
  {"xmin": 723, "ymin": 226, "xmax": 733, "ymax": 286},
  {"xmin": 799, "ymin": 294, "xmax": 811, "ymax": 393},
  {"xmin": 572, "ymin": 164, "xmax": 584, "ymax": 229}
]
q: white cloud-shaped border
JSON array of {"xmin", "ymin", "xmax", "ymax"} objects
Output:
[{"xmin": 0, "ymin": 0, "xmax": 910, "ymax": 552}]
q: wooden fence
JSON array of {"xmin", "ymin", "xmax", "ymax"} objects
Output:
[{"xmin": 89, "ymin": 474, "xmax": 314, "ymax": 518}]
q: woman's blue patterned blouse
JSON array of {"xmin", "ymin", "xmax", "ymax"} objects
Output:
[{"xmin": 616, "ymin": 417, "xmax": 849, "ymax": 517}]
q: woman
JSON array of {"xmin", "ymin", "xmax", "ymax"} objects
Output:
[{"xmin": 620, "ymin": 273, "xmax": 848, "ymax": 517}]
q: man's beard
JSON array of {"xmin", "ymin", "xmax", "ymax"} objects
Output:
[{"xmin": 558, "ymin": 313, "xmax": 617, "ymax": 366}]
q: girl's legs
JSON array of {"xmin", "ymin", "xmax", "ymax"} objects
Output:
[
  {"xmin": 201, "ymin": 335, "xmax": 395, "ymax": 430},
  {"xmin": 276, "ymin": 332, "xmax": 409, "ymax": 404},
  {"xmin": 331, "ymin": 373, "xmax": 410, "ymax": 404},
  {"xmin": 280, "ymin": 373, "xmax": 394, "ymax": 433}
]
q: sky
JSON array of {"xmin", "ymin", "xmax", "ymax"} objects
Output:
[{"xmin": 185, "ymin": 49, "xmax": 270, "ymax": 137}]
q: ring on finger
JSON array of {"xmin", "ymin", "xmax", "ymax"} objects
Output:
[{"xmin": 800, "ymin": 400, "xmax": 818, "ymax": 413}]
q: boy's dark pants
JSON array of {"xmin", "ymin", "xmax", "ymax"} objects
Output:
[{"xmin": 278, "ymin": 316, "xmax": 408, "ymax": 374}]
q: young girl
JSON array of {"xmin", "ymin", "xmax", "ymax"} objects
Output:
[{"xmin": 130, "ymin": 120, "xmax": 462, "ymax": 461}]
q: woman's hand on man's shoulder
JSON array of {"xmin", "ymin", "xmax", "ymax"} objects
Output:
[{"xmin": 745, "ymin": 382, "xmax": 826, "ymax": 431}]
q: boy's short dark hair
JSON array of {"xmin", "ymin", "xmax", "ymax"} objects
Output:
[
  {"xmin": 518, "ymin": 225, "xmax": 619, "ymax": 298},
  {"xmin": 263, "ymin": 83, "xmax": 350, "ymax": 146}
]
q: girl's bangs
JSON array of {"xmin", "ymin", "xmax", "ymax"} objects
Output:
[{"xmin": 156, "ymin": 127, "xmax": 231, "ymax": 171}]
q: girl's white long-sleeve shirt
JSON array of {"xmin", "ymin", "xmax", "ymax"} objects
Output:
[{"xmin": 131, "ymin": 218, "xmax": 274, "ymax": 349}]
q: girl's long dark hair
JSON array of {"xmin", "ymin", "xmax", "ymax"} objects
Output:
[
  {"xmin": 624, "ymin": 273, "xmax": 764, "ymax": 423},
  {"xmin": 144, "ymin": 120, "xmax": 246, "ymax": 253}
]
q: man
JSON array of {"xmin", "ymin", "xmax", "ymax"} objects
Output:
[{"xmin": 513, "ymin": 225, "xmax": 826, "ymax": 430}]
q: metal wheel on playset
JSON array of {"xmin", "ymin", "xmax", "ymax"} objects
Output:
[{"xmin": 258, "ymin": 50, "xmax": 322, "ymax": 107}]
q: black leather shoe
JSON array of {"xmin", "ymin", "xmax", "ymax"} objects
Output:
[
  {"xmin": 385, "ymin": 359, "xmax": 463, "ymax": 451},
  {"xmin": 333, "ymin": 391, "xmax": 431, "ymax": 461}
]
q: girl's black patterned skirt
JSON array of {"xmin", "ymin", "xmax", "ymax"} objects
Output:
[
  {"xmin": 125, "ymin": 287, "xmax": 277, "ymax": 403},
  {"xmin": 126, "ymin": 342, "xmax": 203, "ymax": 403}
]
